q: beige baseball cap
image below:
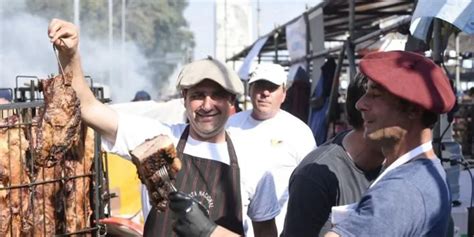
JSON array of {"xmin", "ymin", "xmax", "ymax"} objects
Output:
[{"xmin": 176, "ymin": 56, "xmax": 244, "ymax": 96}]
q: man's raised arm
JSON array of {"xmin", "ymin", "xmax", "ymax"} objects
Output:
[{"xmin": 48, "ymin": 18, "xmax": 118, "ymax": 143}]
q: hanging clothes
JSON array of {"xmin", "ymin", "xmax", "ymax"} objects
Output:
[
  {"xmin": 309, "ymin": 58, "xmax": 336, "ymax": 145},
  {"xmin": 282, "ymin": 67, "xmax": 311, "ymax": 123}
]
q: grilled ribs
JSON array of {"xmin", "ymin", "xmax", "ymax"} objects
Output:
[{"xmin": 130, "ymin": 135, "xmax": 181, "ymax": 211}]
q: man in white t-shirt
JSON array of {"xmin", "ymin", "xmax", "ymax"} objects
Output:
[
  {"xmin": 227, "ymin": 63, "xmax": 316, "ymax": 234},
  {"xmin": 48, "ymin": 19, "xmax": 280, "ymax": 237}
]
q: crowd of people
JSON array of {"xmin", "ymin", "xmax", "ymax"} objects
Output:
[{"xmin": 49, "ymin": 18, "xmax": 455, "ymax": 237}]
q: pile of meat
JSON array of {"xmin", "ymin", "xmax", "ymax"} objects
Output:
[
  {"xmin": 0, "ymin": 116, "xmax": 30, "ymax": 236},
  {"xmin": 0, "ymin": 73, "xmax": 94, "ymax": 236},
  {"xmin": 130, "ymin": 135, "xmax": 181, "ymax": 211}
]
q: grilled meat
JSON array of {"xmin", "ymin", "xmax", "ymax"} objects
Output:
[
  {"xmin": 130, "ymin": 135, "xmax": 181, "ymax": 211},
  {"xmin": 0, "ymin": 115, "xmax": 31, "ymax": 236},
  {"xmin": 60, "ymin": 126, "xmax": 93, "ymax": 234},
  {"xmin": 35, "ymin": 73, "xmax": 81, "ymax": 167}
]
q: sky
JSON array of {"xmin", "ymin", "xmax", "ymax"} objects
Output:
[{"xmin": 185, "ymin": 0, "xmax": 315, "ymax": 60}]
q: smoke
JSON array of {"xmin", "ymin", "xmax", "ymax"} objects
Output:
[
  {"xmin": 80, "ymin": 36, "xmax": 155, "ymax": 103},
  {"xmin": 0, "ymin": 13, "xmax": 56, "ymax": 87},
  {"xmin": 0, "ymin": 4, "xmax": 174, "ymax": 103}
]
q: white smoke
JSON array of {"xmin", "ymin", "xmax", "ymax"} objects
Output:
[
  {"xmin": 0, "ymin": 5, "xmax": 173, "ymax": 103},
  {"xmin": 0, "ymin": 13, "xmax": 56, "ymax": 87},
  {"xmin": 80, "ymin": 36, "xmax": 155, "ymax": 103}
]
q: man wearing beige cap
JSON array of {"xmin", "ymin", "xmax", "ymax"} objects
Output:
[
  {"xmin": 326, "ymin": 51, "xmax": 455, "ymax": 237},
  {"xmin": 48, "ymin": 19, "xmax": 280, "ymax": 237},
  {"xmin": 227, "ymin": 63, "xmax": 316, "ymax": 235}
]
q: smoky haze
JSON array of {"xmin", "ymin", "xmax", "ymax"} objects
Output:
[{"xmin": 0, "ymin": 2, "xmax": 175, "ymax": 103}]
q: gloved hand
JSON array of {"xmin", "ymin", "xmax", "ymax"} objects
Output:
[{"xmin": 169, "ymin": 191, "xmax": 217, "ymax": 237}]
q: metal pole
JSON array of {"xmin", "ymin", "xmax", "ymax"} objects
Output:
[
  {"xmin": 431, "ymin": 18, "xmax": 443, "ymax": 142},
  {"xmin": 274, "ymin": 32, "xmax": 279, "ymax": 63},
  {"xmin": 256, "ymin": 0, "xmax": 261, "ymax": 38},
  {"xmin": 304, "ymin": 12, "xmax": 311, "ymax": 68},
  {"xmin": 432, "ymin": 18, "xmax": 442, "ymax": 64},
  {"xmin": 121, "ymin": 0, "xmax": 126, "ymax": 91},
  {"xmin": 224, "ymin": 0, "xmax": 227, "ymax": 60},
  {"xmin": 108, "ymin": 0, "xmax": 113, "ymax": 84},
  {"xmin": 347, "ymin": 0, "xmax": 356, "ymax": 81},
  {"xmin": 213, "ymin": 1, "xmax": 217, "ymax": 57},
  {"xmin": 73, "ymin": 0, "xmax": 80, "ymax": 27},
  {"xmin": 348, "ymin": 0, "xmax": 355, "ymax": 39},
  {"xmin": 121, "ymin": 0, "xmax": 126, "ymax": 46},
  {"xmin": 108, "ymin": 0, "xmax": 113, "ymax": 52},
  {"xmin": 93, "ymin": 132, "xmax": 103, "ymax": 235},
  {"xmin": 326, "ymin": 42, "xmax": 347, "ymax": 135},
  {"xmin": 455, "ymin": 33, "xmax": 461, "ymax": 94},
  {"xmin": 346, "ymin": 41, "xmax": 356, "ymax": 81}
]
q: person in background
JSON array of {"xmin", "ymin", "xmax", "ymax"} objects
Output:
[
  {"xmin": 48, "ymin": 19, "xmax": 280, "ymax": 237},
  {"xmin": 326, "ymin": 50, "xmax": 454, "ymax": 236},
  {"xmin": 281, "ymin": 72, "xmax": 384, "ymax": 236},
  {"xmin": 131, "ymin": 90, "xmax": 151, "ymax": 102},
  {"xmin": 226, "ymin": 63, "xmax": 316, "ymax": 235}
]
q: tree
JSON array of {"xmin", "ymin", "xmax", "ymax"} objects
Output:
[{"xmin": 24, "ymin": 0, "xmax": 195, "ymax": 94}]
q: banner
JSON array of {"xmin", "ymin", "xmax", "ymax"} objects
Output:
[
  {"xmin": 410, "ymin": 0, "xmax": 474, "ymax": 39},
  {"xmin": 286, "ymin": 16, "xmax": 308, "ymax": 84},
  {"xmin": 237, "ymin": 36, "xmax": 269, "ymax": 80}
]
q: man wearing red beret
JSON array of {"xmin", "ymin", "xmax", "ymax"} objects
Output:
[{"xmin": 326, "ymin": 50, "xmax": 455, "ymax": 237}]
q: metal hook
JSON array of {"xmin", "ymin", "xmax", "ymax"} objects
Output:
[{"xmin": 52, "ymin": 39, "xmax": 67, "ymax": 76}]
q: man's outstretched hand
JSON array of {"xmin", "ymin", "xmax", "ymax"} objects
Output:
[{"xmin": 169, "ymin": 191, "xmax": 217, "ymax": 237}]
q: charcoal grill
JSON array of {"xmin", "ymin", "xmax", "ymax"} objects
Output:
[{"xmin": 0, "ymin": 75, "xmax": 112, "ymax": 236}]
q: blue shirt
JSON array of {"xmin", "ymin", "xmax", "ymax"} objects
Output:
[{"xmin": 332, "ymin": 158, "xmax": 451, "ymax": 237}]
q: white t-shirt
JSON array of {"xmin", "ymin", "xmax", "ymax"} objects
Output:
[
  {"xmin": 102, "ymin": 113, "xmax": 280, "ymax": 235},
  {"xmin": 226, "ymin": 109, "xmax": 316, "ymax": 234}
]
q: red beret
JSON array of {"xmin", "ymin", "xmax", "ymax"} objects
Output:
[{"xmin": 359, "ymin": 51, "xmax": 455, "ymax": 114}]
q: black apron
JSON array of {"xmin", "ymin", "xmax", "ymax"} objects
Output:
[{"xmin": 143, "ymin": 126, "xmax": 244, "ymax": 236}]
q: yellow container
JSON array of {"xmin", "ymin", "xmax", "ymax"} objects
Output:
[{"xmin": 106, "ymin": 153, "xmax": 143, "ymax": 223}]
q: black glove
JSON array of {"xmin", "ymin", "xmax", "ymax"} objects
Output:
[{"xmin": 169, "ymin": 191, "xmax": 217, "ymax": 237}]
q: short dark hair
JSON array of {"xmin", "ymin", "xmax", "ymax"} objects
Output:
[
  {"xmin": 132, "ymin": 90, "xmax": 151, "ymax": 101},
  {"xmin": 422, "ymin": 111, "xmax": 439, "ymax": 129},
  {"xmin": 346, "ymin": 73, "xmax": 367, "ymax": 129},
  {"xmin": 398, "ymin": 98, "xmax": 439, "ymax": 129}
]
